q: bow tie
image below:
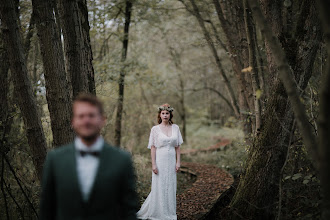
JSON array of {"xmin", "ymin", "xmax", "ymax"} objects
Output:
[{"xmin": 79, "ymin": 150, "xmax": 100, "ymax": 157}]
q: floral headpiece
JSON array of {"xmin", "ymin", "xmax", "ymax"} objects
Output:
[{"xmin": 158, "ymin": 106, "xmax": 174, "ymax": 112}]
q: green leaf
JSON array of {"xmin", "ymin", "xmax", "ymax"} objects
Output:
[
  {"xmin": 292, "ymin": 173, "xmax": 302, "ymax": 180},
  {"xmin": 304, "ymin": 175, "xmax": 312, "ymax": 180},
  {"xmin": 303, "ymin": 179, "xmax": 310, "ymax": 184}
]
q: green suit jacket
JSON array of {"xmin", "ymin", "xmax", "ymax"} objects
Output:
[{"xmin": 39, "ymin": 141, "xmax": 139, "ymax": 220}]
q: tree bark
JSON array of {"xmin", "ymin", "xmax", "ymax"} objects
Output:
[
  {"xmin": 179, "ymin": 75, "xmax": 187, "ymax": 142},
  {"xmin": 251, "ymin": 0, "xmax": 320, "ymax": 165},
  {"xmin": 32, "ymin": 0, "xmax": 74, "ymax": 147},
  {"xmin": 0, "ymin": 0, "xmax": 47, "ymax": 180},
  {"xmin": 114, "ymin": 0, "xmax": 133, "ymax": 147},
  {"xmin": 24, "ymin": 12, "xmax": 35, "ymax": 59},
  {"xmin": 0, "ymin": 32, "xmax": 10, "ymax": 152},
  {"xmin": 243, "ymin": 0, "xmax": 262, "ymax": 135},
  {"xmin": 79, "ymin": 0, "xmax": 96, "ymax": 95},
  {"xmin": 57, "ymin": 0, "xmax": 96, "ymax": 97},
  {"xmin": 230, "ymin": 0, "xmax": 321, "ymax": 218},
  {"xmin": 212, "ymin": 0, "xmax": 254, "ymax": 135},
  {"xmin": 316, "ymin": 1, "xmax": 330, "ymax": 219}
]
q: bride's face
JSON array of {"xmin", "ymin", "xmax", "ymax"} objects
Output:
[{"xmin": 160, "ymin": 110, "xmax": 170, "ymax": 123}]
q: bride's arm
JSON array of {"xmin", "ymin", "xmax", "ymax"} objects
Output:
[
  {"xmin": 151, "ymin": 146, "xmax": 158, "ymax": 174},
  {"xmin": 175, "ymin": 146, "xmax": 181, "ymax": 172}
]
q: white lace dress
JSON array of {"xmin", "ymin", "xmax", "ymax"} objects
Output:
[{"xmin": 137, "ymin": 124, "xmax": 183, "ymax": 220}]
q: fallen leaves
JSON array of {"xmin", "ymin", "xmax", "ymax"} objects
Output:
[{"xmin": 177, "ymin": 162, "xmax": 234, "ymax": 219}]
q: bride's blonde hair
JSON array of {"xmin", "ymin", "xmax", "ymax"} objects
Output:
[{"xmin": 157, "ymin": 103, "xmax": 174, "ymax": 124}]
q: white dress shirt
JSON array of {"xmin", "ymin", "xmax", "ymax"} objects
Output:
[{"xmin": 74, "ymin": 136, "xmax": 104, "ymax": 202}]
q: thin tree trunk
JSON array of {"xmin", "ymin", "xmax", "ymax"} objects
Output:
[
  {"xmin": 32, "ymin": 0, "xmax": 74, "ymax": 147},
  {"xmin": 254, "ymin": 29, "xmax": 268, "ymax": 102},
  {"xmin": 179, "ymin": 75, "xmax": 187, "ymax": 142},
  {"xmin": 0, "ymin": 0, "xmax": 47, "ymax": 180},
  {"xmin": 186, "ymin": 0, "xmax": 240, "ymax": 118},
  {"xmin": 114, "ymin": 0, "xmax": 133, "ymax": 147},
  {"xmin": 243, "ymin": 0, "xmax": 262, "ymax": 135},
  {"xmin": 57, "ymin": 0, "xmax": 96, "ymax": 97},
  {"xmin": 32, "ymin": 36, "xmax": 39, "ymax": 84},
  {"xmin": 24, "ymin": 12, "xmax": 35, "ymax": 59},
  {"xmin": 191, "ymin": 86, "xmax": 234, "ymax": 113},
  {"xmin": 212, "ymin": 0, "xmax": 253, "ymax": 135}
]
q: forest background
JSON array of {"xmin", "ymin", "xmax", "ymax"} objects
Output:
[{"xmin": 1, "ymin": 0, "xmax": 330, "ymax": 219}]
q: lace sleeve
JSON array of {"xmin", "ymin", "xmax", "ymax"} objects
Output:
[
  {"xmin": 147, "ymin": 126, "xmax": 156, "ymax": 149},
  {"xmin": 176, "ymin": 125, "xmax": 183, "ymax": 147}
]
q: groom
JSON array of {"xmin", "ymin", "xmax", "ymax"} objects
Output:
[{"xmin": 39, "ymin": 93, "xmax": 138, "ymax": 220}]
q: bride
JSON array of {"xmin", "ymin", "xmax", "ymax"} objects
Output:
[{"xmin": 137, "ymin": 103, "xmax": 183, "ymax": 220}]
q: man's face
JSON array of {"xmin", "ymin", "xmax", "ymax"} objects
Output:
[{"xmin": 71, "ymin": 102, "xmax": 105, "ymax": 140}]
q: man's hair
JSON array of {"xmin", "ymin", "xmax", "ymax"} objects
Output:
[{"xmin": 73, "ymin": 93, "xmax": 104, "ymax": 116}]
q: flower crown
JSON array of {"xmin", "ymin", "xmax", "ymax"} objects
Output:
[{"xmin": 158, "ymin": 106, "xmax": 174, "ymax": 112}]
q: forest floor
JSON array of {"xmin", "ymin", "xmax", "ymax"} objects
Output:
[{"xmin": 177, "ymin": 161, "xmax": 234, "ymax": 219}]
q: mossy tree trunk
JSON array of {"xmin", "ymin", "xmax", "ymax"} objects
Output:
[
  {"xmin": 229, "ymin": 0, "xmax": 321, "ymax": 218},
  {"xmin": 114, "ymin": 0, "xmax": 133, "ymax": 147},
  {"xmin": 0, "ymin": 0, "xmax": 47, "ymax": 180},
  {"xmin": 317, "ymin": 1, "xmax": 330, "ymax": 219}
]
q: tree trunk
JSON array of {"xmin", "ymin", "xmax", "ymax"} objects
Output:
[
  {"xmin": 230, "ymin": 82, "xmax": 296, "ymax": 219},
  {"xmin": 32, "ymin": 0, "xmax": 74, "ymax": 147},
  {"xmin": 212, "ymin": 0, "xmax": 254, "ymax": 135},
  {"xmin": 243, "ymin": 0, "xmax": 262, "ymax": 135},
  {"xmin": 229, "ymin": 0, "xmax": 321, "ymax": 218},
  {"xmin": 317, "ymin": 1, "xmax": 330, "ymax": 219},
  {"xmin": 187, "ymin": 0, "xmax": 240, "ymax": 119},
  {"xmin": 24, "ymin": 12, "xmax": 35, "ymax": 59},
  {"xmin": 79, "ymin": 0, "xmax": 96, "ymax": 95},
  {"xmin": 179, "ymin": 75, "xmax": 187, "ymax": 142},
  {"xmin": 0, "ymin": 0, "xmax": 47, "ymax": 180},
  {"xmin": 57, "ymin": 0, "xmax": 96, "ymax": 97},
  {"xmin": 114, "ymin": 0, "xmax": 133, "ymax": 147},
  {"xmin": 0, "ymin": 32, "xmax": 10, "ymax": 149},
  {"xmin": 32, "ymin": 35, "xmax": 39, "ymax": 84}
]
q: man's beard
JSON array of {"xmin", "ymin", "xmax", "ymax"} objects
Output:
[{"xmin": 77, "ymin": 131, "xmax": 100, "ymax": 142}]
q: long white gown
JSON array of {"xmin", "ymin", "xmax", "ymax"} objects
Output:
[{"xmin": 137, "ymin": 124, "xmax": 183, "ymax": 220}]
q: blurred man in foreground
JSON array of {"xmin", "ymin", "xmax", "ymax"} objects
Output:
[{"xmin": 39, "ymin": 93, "xmax": 138, "ymax": 220}]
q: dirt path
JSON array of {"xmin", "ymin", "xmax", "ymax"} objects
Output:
[
  {"xmin": 177, "ymin": 138, "xmax": 234, "ymax": 219},
  {"xmin": 181, "ymin": 138, "xmax": 231, "ymax": 155}
]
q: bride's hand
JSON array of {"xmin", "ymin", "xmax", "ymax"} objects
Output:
[
  {"xmin": 176, "ymin": 163, "xmax": 180, "ymax": 172},
  {"xmin": 152, "ymin": 164, "xmax": 158, "ymax": 174}
]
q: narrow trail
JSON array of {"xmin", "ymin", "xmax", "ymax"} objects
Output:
[
  {"xmin": 177, "ymin": 138, "xmax": 234, "ymax": 219},
  {"xmin": 181, "ymin": 137, "xmax": 231, "ymax": 155}
]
